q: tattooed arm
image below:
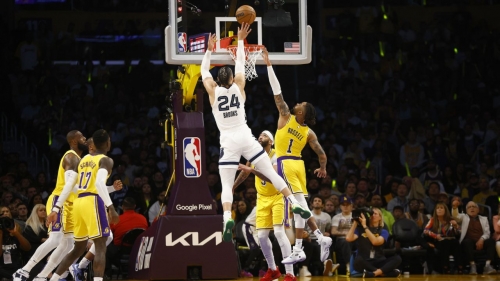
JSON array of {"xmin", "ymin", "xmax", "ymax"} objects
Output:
[{"xmin": 308, "ymin": 129, "xmax": 327, "ymax": 178}]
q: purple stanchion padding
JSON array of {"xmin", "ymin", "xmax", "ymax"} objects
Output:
[
  {"xmin": 129, "ymin": 91, "xmax": 238, "ymax": 279},
  {"xmin": 128, "ymin": 215, "xmax": 239, "ymax": 280}
]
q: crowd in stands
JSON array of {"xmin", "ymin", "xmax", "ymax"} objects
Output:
[{"xmin": 2, "ymin": 0, "xmax": 500, "ymax": 278}]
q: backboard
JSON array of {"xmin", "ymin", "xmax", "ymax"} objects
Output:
[{"xmin": 165, "ymin": 0, "xmax": 312, "ymax": 65}]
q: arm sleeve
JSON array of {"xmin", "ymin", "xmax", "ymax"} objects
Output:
[
  {"xmin": 235, "ymin": 40, "xmax": 245, "ymax": 75},
  {"xmin": 107, "ymin": 185, "xmax": 115, "ymax": 193},
  {"xmin": 267, "ymin": 66, "xmax": 282, "ymax": 95},
  {"xmin": 96, "ymin": 168, "xmax": 114, "ymax": 207},
  {"xmin": 201, "ymin": 51, "xmax": 213, "ymax": 80},
  {"xmin": 53, "ymin": 170, "xmax": 78, "ymax": 211}
]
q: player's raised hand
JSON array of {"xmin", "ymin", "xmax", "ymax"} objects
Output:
[
  {"xmin": 207, "ymin": 33, "xmax": 217, "ymax": 52},
  {"xmin": 113, "ymin": 180, "xmax": 123, "ymax": 191},
  {"xmin": 238, "ymin": 22, "xmax": 252, "ymax": 41},
  {"xmin": 261, "ymin": 48, "xmax": 271, "ymax": 66}
]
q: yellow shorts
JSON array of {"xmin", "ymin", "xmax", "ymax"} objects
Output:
[
  {"xmin": 73, "ymin": 193, "xmax": 111, "ymax": 241},
  {"xmin": 47, "ymin": 194, "xmax": 75, "ymax": 234},
  {"xmin": 277, "ymin": 157, "xmax": 307, "ymax": 196},
  {"xmin": 256, "ymin": 193, "xmax": 286, "ymax": 229}
]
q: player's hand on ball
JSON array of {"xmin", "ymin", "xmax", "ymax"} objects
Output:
[
  {"xmin": 113, "ymin": 180, "xmax": 123, "ymax": 191},
  {"xmin": 46, "ymin": 211, "xmax": 58, "ymax": 227},
  {"xmin": 238, "ymin": 22, "xmax": 252, "ymax": 40},
  {"xmin": 314, "ymin": 167, "xmax": 327, "ymax": 178},
  {"xmin": 207, "ymin": 33, "xmax": 217, "ymax": 52}
]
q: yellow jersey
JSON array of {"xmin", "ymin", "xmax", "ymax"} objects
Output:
[
  {"xmin": 53, "ymin": 150, "xmax": 80, "ymax": 202},
  {"xmin": 77, "ymin": 154, "xmax": 107, "ymax": 195},
  {"xmin": 254, "ymin": 149, "xmax": 279, "ymax": 196},
  {"xmin": 275, "ymin": 115, "xmax": 309, "ymax": 157}
]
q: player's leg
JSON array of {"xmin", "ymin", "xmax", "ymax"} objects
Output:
[
  {"xmin": 35, "ymin": 233, "xmax": 75, "ymax": 278},
  {"xmin": 50, "ymin": 241, "xmax": 87, "ymax": 281},
  {"xmin": 271, "ymin": 196, "xmax": 294, "ymax": 276},
  {"xmin": 218, "ymin": 146, "xmax": 240, "ymax": 241},
  {"xmin": 91, "ymin": 236, "xmax": 109, "ymax": 279},
  {"xmin": 14, "ymin": 195, "xmax": 63, "ymax": 281}
]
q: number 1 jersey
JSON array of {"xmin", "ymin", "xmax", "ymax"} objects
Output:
[
  {"xmin": 275, "ymin": 115, "xmax": 309, "ymax": 157},
  {"xmin": 77, "ymin": 154, "xmax": 106, "ymax": 195},
  {"xmin": 212, "ymin": 84, "xmax": 246, "ymax": 131}
]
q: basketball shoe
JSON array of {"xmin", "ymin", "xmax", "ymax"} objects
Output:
[
  {"xmin": 319, "ymin": 236, "xmax": 332, "ymax": 262},
  {"xmin": 70, "ymin": 264, "xmax": 85, "ymax": 281},
  {"xmin": 291, "ymin": 203, "xmax": 311, "ymax": 219},
  {"xmin": 282, "ymin": 246, "xmax": 306, "ymax": 264},
  {"xmin": 13, "ymin": 269, "xmax": 29, "ymax": 281},
  {"xmin": 260, "ymin": 267, "xmax": 281, "ymax": 281},
  {"xmin": 283, "ymin": 273, "xmax": 296, "ymax": 281},
  {"xmin": 223, "ymin": 218, "xmax": 235, "ymax": 242}
]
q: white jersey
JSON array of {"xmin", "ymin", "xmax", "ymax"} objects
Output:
[{"xmin": 212, "ymin": 84, "xmax": 247, "ymax": 131}]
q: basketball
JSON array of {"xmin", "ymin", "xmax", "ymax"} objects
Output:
[{"xmin": 235, "ymin": 5, "xmax": 256, "ymax": 25}]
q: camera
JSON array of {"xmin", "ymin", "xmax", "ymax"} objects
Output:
[
  {"xmin": 0, "ymin": 217, "xmax": 15, "ymax": 230},
  {"xmin": 351, "ymin": 207, "xmax": 374, "ymax": 224}
]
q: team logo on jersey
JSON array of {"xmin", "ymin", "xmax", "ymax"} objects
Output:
[
  {"xmin": 183, "ymin": 137, "xmax": 202, "ymax": 178},
  {"xmin": 104, "ymin": 227, "xmax": 110, "ymax": 234}
]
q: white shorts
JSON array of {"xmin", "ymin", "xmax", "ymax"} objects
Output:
[{"xmin": 219, "ymin": 126, "xmax": 266, "ymax": 169}]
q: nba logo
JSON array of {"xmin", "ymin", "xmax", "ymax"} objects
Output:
[
  {"xmin": 183, "ymin": 137, "xmax": 202, "ymax": 178},
  {"xmin": 178, "ymin": 32, "xmax": 187, "ymax": 52}
]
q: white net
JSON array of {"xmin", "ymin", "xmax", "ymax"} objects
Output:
[{"xmin": 228, "ymin": 45, "xmax": 264, "ymax": 81}]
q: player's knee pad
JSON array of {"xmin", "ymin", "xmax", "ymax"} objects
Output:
[
  {"xmin": 219, "ymin": 168, "xmax": 237, "ymax": 204},
  {"xmin": 44, "ymin": 232, "xmax": 63, "ymax": 249},
  {"xmin": 294, "ymin": 214, "xmax": 306, "ymax": 228}
]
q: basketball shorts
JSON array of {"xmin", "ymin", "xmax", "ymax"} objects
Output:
[
  {"xmin": 256, "ymin": 193, "xmax": 286, "ymax": 229},
  {"xmin": 218, "ymin": 126, "xmax": 266, "ymax": 169},
  {"xmin": 277, "ymin": 157, "xmax": 307, "ymax": 195},
  {"xmin": 73, "ymin": 193, "xmax": 111, "ymax": 241}
]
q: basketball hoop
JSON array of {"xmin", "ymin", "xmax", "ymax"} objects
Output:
[{"xmin": 227, "ymin": 44, "xmax": 265, "ymax": 81}]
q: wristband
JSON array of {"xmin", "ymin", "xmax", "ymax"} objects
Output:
[{"xmin": 51, "ymin": 206, "xmax": 61, "ymax": 213}]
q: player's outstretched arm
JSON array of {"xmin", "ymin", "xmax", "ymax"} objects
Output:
[
  {"xmin": 262, "ymin": 48, "xmax": 290, "ymax": 129},
  {"xmin": 307, "ymin": 129, "xmax": 327, "ymax": 178},
  {"xmin": 234, "ymin": 22, "xmax": 252, "ymax": 98},
  {"xmin": 201, "ymin": 33, "xmax": 218, "ymax": 105},
  {"xmin": 48, "ymin": 153, "xmax": 80, "ymax": 225},
  {"xmin": 233, "ymin": 162, "xmax": 251, "ymax": 192}
]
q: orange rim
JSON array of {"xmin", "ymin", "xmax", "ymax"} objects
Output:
[{"xmin": 227, "ymin": 44, "xmax": 265, "ymax": 60}]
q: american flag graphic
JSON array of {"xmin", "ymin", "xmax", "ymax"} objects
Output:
[{"xmin": 284, "ymin": 42, "xmax": 300, "ymax": 53}]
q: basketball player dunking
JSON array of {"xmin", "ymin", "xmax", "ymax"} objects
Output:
[
  {"xmin": 201, "ymin": 22, "xmax": 310, "ymax": 242},
  {"xmin": 49, "ymin": 129, "xmax": 119, "ymax": 281},
  {"xmin": 262, "ymin": 49, "xmax": 333, "ymax": 265},
  {"xmin": 13, "ymin": 130, "xmax": 87, "ymax": 281}
]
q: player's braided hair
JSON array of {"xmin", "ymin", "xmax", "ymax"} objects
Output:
[
  {"xmin": 304, "ymin": 103, "xmax": 316, "ymax": 126},
  {"xmin": 217, "ymin": 66, "xmax": 233, "ymax": 87},
  {"xmin": 92, "ymin": 129, "xmax": 109, "ymax": 149}
]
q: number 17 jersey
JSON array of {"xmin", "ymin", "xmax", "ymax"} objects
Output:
[
  {"xmin": 212, "ymin": 84, "xmax": 246, "ymax": 131},
  {"xmin": 77, "ymin": 154, "xmax": 106, "ymax": 195}
]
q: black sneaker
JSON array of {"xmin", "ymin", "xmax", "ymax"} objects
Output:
[{"xmin": 363, "ymin": 270, "xmax": 375, "ymax": 278}]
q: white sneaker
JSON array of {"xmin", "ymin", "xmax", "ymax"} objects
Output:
[
  {"xmin": 282, "ymin": 246, "xmax": 306, "ymax": 264},
  {"xmin": 319, "ymin": 236, "xmax": 332, "ymax": 262},
  {"xmin": 13, "ymin": 269, "xmax": 29, "ymax": 281},
  {"xmin": 299, "ymin": 266, "xmax": 312, "ymax": 277},
  {"xmin": 33, "ymin": 277, "xmax": 48, "ymax": 281}
]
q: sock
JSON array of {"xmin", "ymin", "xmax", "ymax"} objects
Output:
[
  {"xmin": 22, "ymin": 260, "xmax": 38, "ymax": 272},
  {"xmin": 38, "ymin": 261, "xmax": 59, "ymax": 278},
  {"xmin": 223, "ymin": 211, "xmax": 232, "ymax": 222},
  {"xmin": 285, "ymin": 264, "xmax": 294, "ymax": 275},
  {"xmin": 94, "ymin": 278, "xmax": 103, "ymax": 281},
  {"xmin": 79, "ymin": 258, "xmax": 91, "ymax": 269},
  {"xmin": 60, "ymin": 271, "xmax": 69, "ymax": 278},
  {"xmin": 314, "ymin": 229, "xmax": 324, "ymax": 240},
  {"xmin": 295, "ymin": 239, "xmax": 303, "ymax": 249},
  {"xmin": 486, "ymin": 260, "xmax": 491, "ymax": 266},
  {"xmin": 50, "ymin": 273, "xmax": 61, "ymax": 281},
  {"xmin": 287, "ymin": 195, "xmax": 299, "ymax": 205}
]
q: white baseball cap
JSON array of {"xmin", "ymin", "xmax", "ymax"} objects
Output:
[{"xmin": 261, "ymin": 130, "xmax": 274, "ymax": 144}]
